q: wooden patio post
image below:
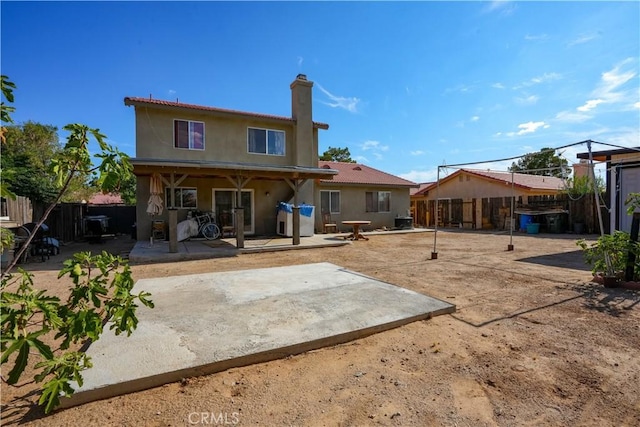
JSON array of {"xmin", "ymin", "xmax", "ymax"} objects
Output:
[
  {"xmin": 235, "ymin": 207, "xmax": 244, "ymax": 249},
  {"xmin": 168, "ymin": 209, "xmax": 178, "ymax": 253},
  {"xmin": 292, "ymin": 206, "xmax": 300, "ymax": 245}
]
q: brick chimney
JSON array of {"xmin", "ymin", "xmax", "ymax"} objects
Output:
[
  {"xmin": 290, "ymin": 74, "xmax": 314, "ymax": 166},
  {"xmin": 573, "ymin": 159, "xmax": 593, "ymax": 179}
]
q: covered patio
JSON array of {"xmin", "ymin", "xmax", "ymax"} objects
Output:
[{"xmin": 133, "ymin": 158, "xmax": 338, "ymax": 253}]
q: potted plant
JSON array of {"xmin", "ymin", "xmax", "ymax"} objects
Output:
[{"xmin": 577, "ymin": 231, "xmax": 640, "ymax": 287}]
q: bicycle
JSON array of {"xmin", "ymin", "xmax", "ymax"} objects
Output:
[{"xmin": 193, "ymin": 212, "xmax": 221, "ymax": 240}]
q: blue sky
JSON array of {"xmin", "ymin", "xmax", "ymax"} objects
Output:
[{"xmin": 2, "ymin": 1, "xmax": 639, "ymax": 183}]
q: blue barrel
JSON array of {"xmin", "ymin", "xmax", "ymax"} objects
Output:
[
  {"xmin": 526, "ymin": 223, "xmax": 540, "ymax": 234},
  {"xmin": 519, "ymin": 214, "xmax": 533, "ymax": 231}
]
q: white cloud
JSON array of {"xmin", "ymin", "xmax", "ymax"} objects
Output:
[
  {"xmin": 471, "ymin": 116, "xmax": 480, "ymax": 122},
  {"xmin": 555, "ymin": 110, "xmax": 591, "ymax": 123},
  {"xmin": 507, "ymin": 121, "xmax": 549, "ymax": 136},
  {"xmin": 530, "ymin": 73, "xmax": 561, "ymax": 84},
  {"xmin": 577, "ymin": 99, "xmax": 604, "ymax": 112},
  {"xmin": 568, "ymin": 33, "xmax": 598, "ymax": 47},
  {"xmin": 525, "ymin": 33, "xmax": 549, "ymax": 41},
  {"xmin": 168, "ymin": 89, "xmax": 176, "ymax": 96},
  {"xmin": 592, "ymin": 58, "xmax": 637, "ymax": 104},
  {"xmin": 634, "ymin": 102, "xmax": 640, "ymax": 109},
  {"xmin": 410, "ymin": 150, "xmax": 426, "ymax": 156},
  {"xmin": 492, "ymin": 82, "xmax": 506, "ymax": 89},
  {"xmin": 354, "ymin": 155, "xmax": 369, "ymax": 164},
  {"xmin": 361, "ymin": 140, "xmax": 389, "ymax": 151},
  {"xmin": 445, "ymin": 83, "xmax": 475, "ymax": 94},
  {"xmin": 315, "ymin": 83, "xmax": 360, "ymax": 113},
  {"xmin": 297, "ymin": 56, "xmax": 304, "ymax": 67},
  {"xmin": 483, "ymin": 0, "xmax": 516, "ymax": 16},
  {"xmin": 514, "ymin": 72, "xmax": 561, "ymax": 89},
  {"xmin": 399, "ymin": 168, "xmax": 439, "ymax": 183},
  {"xmin": 515, "ymin": 94, "xmax": 539, "ymax": 105}
]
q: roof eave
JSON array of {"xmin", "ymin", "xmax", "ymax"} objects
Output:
[{"xmin": 124, "ymin": 97, "xmax": 329, "ymax": 130}]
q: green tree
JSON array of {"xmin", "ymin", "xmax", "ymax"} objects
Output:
[
  {"xmin": 2, "ymin": 122, "xmax": 62, "ymax": 205},
  {"xmin": 1, "ymin": 77, "xmax": 148, "ymax": 414},
  {"xmin": 510, "ymin": 147, "xmax": 569, "ymax": 178},
  {"xmin": 117, "ymin": 167, "xmax": 137, "ymax": 205},
  {"xmin": 1, "ymin": 75, "xmax": 16, "ymax": 142},
  {"xmin": 320, "ymin": 146, "xmax": 355, "ymax": 163},
  {"xmin": 1, "ymin": 75, "xmax": 17, "ymax": 200},
  {"xmin": 626, "ymin": 192, "xmax": 640, "ymax": 215}
]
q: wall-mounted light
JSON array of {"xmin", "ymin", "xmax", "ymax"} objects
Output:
[{"xmin": 265, "ymin": 191, "xmax": 270, "ymax": 197}]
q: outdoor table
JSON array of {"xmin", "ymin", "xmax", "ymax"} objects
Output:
[{"xmin": 342, "ymin": 220, "xmax": 371, "ymax": 241}]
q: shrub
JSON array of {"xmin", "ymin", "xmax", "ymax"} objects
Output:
[{"xmin": 577, "ymin": 231, "xmax": 640, "ymax": 280}]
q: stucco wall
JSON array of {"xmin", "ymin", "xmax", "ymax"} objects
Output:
[
  {"xmin": 315, "ymin": 185, "xmax": 412, "ymax": 233},
  {"xmin": 419, "ymin": 173, "xmax": 558, "ymax": 201},
  {"xmin": 136, "ymin": 175, "xmax": 298, "ymax": 240},
  {"xmin": 134, "ymin": 107, "xmax": 321, "ymax": 168}
]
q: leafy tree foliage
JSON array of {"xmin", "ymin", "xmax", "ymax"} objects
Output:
[
  {"xmin": 1, "ymin": 75, "xmax": 17, "ymax": 200},
  {"xmin": 509, "ymin": 147, "xmax": 569, "ymax": 178},
  {"xmin": 117, "ymin": 168, "xmax": 137, "ymax": 205},
  {"xmin": 1, "ymin": 252, "xmax": 153, "ymax": 413},
  {"xmin": 2, "ymin": 122, "xmax": 61, "ymax": 204},
  {"xmin": 1, "ymin": 75, "xmax": 16, "ymax": 138},
  {"xmin": 626, "ymin": 192, "xmax": 640, "ymax": 215},
  {"xmin": 1, "ymin": 77, "xmax": 146, "ymax": 414},
  {"xmin": 320, "ymin": 146, "xmax": 355, "ymax": 163}
]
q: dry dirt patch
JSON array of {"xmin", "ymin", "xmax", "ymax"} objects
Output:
[{"xmin": 2, "ymin": 231, "xmax": 639, "ymax": 426}]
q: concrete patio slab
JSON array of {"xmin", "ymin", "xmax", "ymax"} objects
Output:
[{"xmin": 60, "ymin": 262, "xmax": 454, "ymax": 408}]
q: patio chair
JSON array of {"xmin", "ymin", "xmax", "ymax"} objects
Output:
[
  {"xmin": 322, "ymin": 212, "xmax": 338, "ymax": 234},
  {"xmin": 220, "ymin": 212, "xmax": 235, "ymax": 238},
  {"xmin": 152, "ymin": 220, "xmax": 166, "ymax": 240}
]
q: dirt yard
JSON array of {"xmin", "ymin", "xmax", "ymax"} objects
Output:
[{"xmin": 1, "ymin": 230, "xmax": 639, "ymax": 426}]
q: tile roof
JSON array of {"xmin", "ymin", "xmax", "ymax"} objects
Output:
[
  {"xmin": 411, "ymin": 182, "xmax": 435, "ymax": 196},
  {"xmin": 463, "ymin": 168, "xmax": 565, "ymax": 190},
  {"xmin": 124, "ymin": 97, "xmax": 329, "ymax": 130},
  {"xmin": 318, "ymin": 161, "xmax": 418, "ymax": 187},
  {"xmin": 88, "ymin": 193, "xmax": 124, "ymax": 205},
  {"xmin": 418, "ymin": 168, "xmax": 566, "ymax": 193}
]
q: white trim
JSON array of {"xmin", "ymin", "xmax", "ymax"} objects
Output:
[
  {"xmin": 247, "ymin": 127, "xmax": 286, "ymax": 156},
  {"xmin": 173, "ymin": 119, "xmax": 205, "ymax": 151}
]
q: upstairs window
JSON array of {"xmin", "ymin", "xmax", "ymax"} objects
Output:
[
  {"xmin": 365, "ymin": 191, "xmax": 391, "ymax": 213},
  {"xmin": 174, "ymin": 120, "xmax": 205, "ymax": 150},
  {"xmin": 248, "ymin": 127, "xmax": 285, "ymax": 156}
]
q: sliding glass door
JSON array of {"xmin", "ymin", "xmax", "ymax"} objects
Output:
[{"xmin": 212, "ymin": 189, "xmax": 254, "ymax": 234}]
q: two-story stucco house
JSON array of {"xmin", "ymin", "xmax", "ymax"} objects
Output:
[
  {"xmin": 125, "ymin": 74, "xmax": 418, "ymax": 250},
  {"xmin": 125, "ymin": 74, "xmax": 338, "ymax": 249}
]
